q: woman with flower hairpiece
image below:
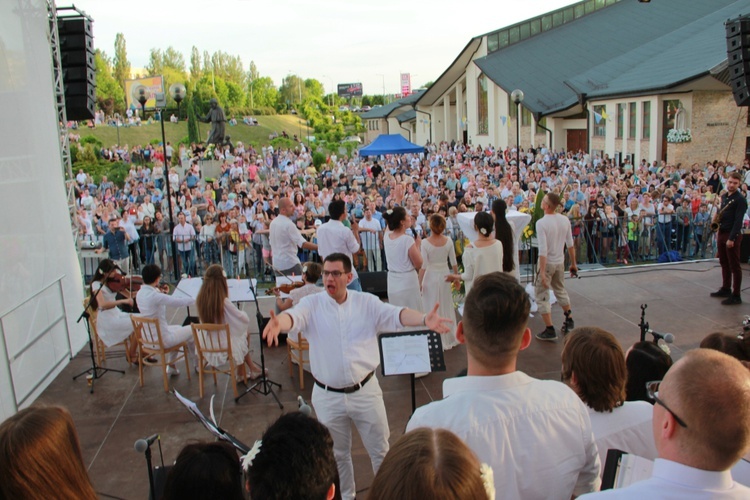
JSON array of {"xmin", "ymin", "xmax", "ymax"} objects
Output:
[
  {"xmin": 445, "ymin": 212, "xmax": 503, "ymax": 296},
  {"xmin": 369, "ymin": 427, "xmax": 494, "ymax": 500},
  {"xmin": 196, "ymin": 264, "xmax": 265, "ymax": 379}
]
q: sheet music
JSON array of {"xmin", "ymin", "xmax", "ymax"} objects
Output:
[
  {"xmin": 615, "ymin": 454, "xmax": 654, "ymax": 489},
  {"xmin": 175, "ymin": 278, "xmax": 258, "ymax": 302},
  {"xmin": 381, "ymin": 334, "xmax": 431, "ymax": 375}
]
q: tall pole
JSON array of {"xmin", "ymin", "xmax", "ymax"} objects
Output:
[{"xmin": 159, "ymin": 109, "xmax": 179, "ymax": 279}]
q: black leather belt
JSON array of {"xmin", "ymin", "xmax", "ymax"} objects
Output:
[{"xmin": 314, "ymin": 371, "xmax": 374, "ymax": 394}]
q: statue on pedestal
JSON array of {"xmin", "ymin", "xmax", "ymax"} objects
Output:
[{"xmin": 198, "ymin": 98, "xmax": 226, "ymax": 145}]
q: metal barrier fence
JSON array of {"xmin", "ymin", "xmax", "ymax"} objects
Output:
[
  {"xmin": 570, "ymin": 214, "xmax": 716, "ymax": 266},
  {"xmin": 86, "ymin": 213, "xmax": 718, "ymax": 286}
]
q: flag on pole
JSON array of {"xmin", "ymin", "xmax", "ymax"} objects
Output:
[
  {"xmin": 500, "ymin": 116, "xmax": 507, "ymax": 126},
  {"xmin": 594, "ymin": 111, "xmax": 602, "ymax": 124},
  {"xmin": 601, "ymin": 110, "xmax": 609, "ymax": 120}
]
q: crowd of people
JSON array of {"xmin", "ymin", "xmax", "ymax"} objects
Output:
[
  {"xmin": 3, "ymin": 268, "xmax": 750, "ymax": 499},
  {"xmin": 32, "ymin": 137, "xmax": 748, "ymax": 498},
  {"xmin": 74, "ymin": 139, "xmax": 750, "ymax": 288}
]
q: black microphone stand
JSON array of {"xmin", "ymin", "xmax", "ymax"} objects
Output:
[
  {"xmin": 638, "ymin": 303, "xmax": 649, "ymax": 342},
  {"xmin": 235, "ymin": 278, "xmax": 283, "ymax": 408},
  {"xmin": 73, "ymin": 268, "xmax": 124, "ymax": 393}
]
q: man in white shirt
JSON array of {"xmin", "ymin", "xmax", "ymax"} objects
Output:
[
  {"xmin": 581, "ymin": 348, "xmax": 750, "ymax": 499},
  {"xmin": 535, "ymin": 193, "xmax": 578, "ymax": 341},
  {"xmin": 316, "ymin": 200, "xmax": 362, "ymax": 290},
  {"xmin": 358, "ymin": 207, "xmax": 383, "ymax": 272},
  {"xmin": 562, "ymin": 327, "xmax": 657, "ymax": 471},
  {"xmin": 263, "ymin": 253, "xmax": 452, "ymax": 500},
  {"xmin": 269, "ymin": 197, "xmax": 317, "ymax": 275},
  {"xmin": 407, "ymin": 272, "xmax": 601, "ymax": 500},
  {"xmin": 119, "ymin": 210, "xmax": 141, "ymax": 272},
  {"xmin": 656, "ymin": 195, "xmax": 675, "ymax": 255},
  {"xmin": 172, "ymin": 212, "xmax": 196, "ymax": 276},
  {"xmin": 135, "ymin": 264, "xmax": 195, "ymax": 375}
]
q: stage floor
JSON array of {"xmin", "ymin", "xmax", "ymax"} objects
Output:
[{"xmin": 34, "ymin": 260, "xmax": 748, "ymax": 499}]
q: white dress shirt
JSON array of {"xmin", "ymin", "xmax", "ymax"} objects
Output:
[
  {"xmin": 135, "ymin": 285, "xmax": 194, "ymax": 344},
  {"xmin": 580, "ymin": 458, "xmax": 750, "ymax": 499},
  {"xmin": 588, "ymin": 400, "xmax": 658, "ymax": 472},
  {"xmin": 407, "ymin": 371, "xmax": 601, "ymax": 500},
  {"xmin": 286, "ymin": 291, "xmax": 402, "ymax": 388},
  {"xmin": 269, "ymin": 214, "xmax": 305, "ymax": 270},
  {"xmin": 316, "ymin": 219, "xmax": 360, "ymax": 279}
]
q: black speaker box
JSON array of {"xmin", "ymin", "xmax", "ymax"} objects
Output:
[
  {"xmin": 64, "ymin": 95, "xmax": 96, "ymax": 121},
  {"xmin": 57, "ymin": 17, "xmax": 96, "ymax": 121},
  {"xmin": 359, "ymin": 271, "xmax": 388, "ymax": 299}
]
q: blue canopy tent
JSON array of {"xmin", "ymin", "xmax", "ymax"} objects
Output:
[{"xmin": 358, "ymin": 134, "xmax": 424, "ymax": 157}]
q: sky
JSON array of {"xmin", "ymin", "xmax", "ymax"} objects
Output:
[{"xmin": 70, "ymin": 0, "xmax": 579, "ymax": 95}]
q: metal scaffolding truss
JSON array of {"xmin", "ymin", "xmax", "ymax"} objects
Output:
[{"xmin": 46, "ymin": 0, "xmax": 73, "ymax": 181}]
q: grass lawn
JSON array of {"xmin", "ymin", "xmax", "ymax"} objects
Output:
[{"xmin": 76, "ymin": 114, "xmax": 312, "ymax": 148}]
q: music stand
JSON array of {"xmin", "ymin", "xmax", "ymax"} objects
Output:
[
  {"xmin": 235, "ymin": 278, "xmax": 283, "ymax": 408},
  {"xmin": 73, "ymin": 268, "xmax": 125, "ymax": 393},
  {"xmin": 173, "ymin": 389, "xmax": 251, "ymax": 454},
  {"xmin": 378, "ymin": 330, "xmax": 446, "ymax": 414}
]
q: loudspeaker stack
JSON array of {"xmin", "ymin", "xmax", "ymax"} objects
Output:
[{"xmin": 57, "ymin": 17, "xmax": 96, "ymax": 120}]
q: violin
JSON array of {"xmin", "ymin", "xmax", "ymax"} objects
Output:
[
  {"xmin": 265, "ymin": 281, "xmax": 304, "ymax": 295},
  {"xmin": 106, "ymin": 272, "xmax": 144, "ymax": 293}
]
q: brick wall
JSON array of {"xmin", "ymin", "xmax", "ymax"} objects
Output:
[{"xmin": 667, "ymin": 90, "xmax": 749, "ymax": 166}]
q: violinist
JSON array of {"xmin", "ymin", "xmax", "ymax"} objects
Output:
[
  {"xmin": 273, "ymin": 263, "xmax": 323, "ymax": 343},
  {"xmin": 89, "ymin": 259, "xmax": 138, "ymax": 360},
  {"xmin": 135, "ymin": 264, "xmax": 195, "ymax": 376}
]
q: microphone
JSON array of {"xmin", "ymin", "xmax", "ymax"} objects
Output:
[
  {"xmin": 134, "ymin": 434, "xmax": 159, "ymax": 453},
  {"xmin": 648, "ymin": 329, "xmax": 675, "ymax": 344},
  {"xmin": 297, "ymin": 396, "xmax": 312, "ymax": 417}
]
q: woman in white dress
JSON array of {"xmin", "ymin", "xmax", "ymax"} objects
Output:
[
  {"xmin": 89, "ymin": 259, "xmax": 137, "ymax": 359},
  {"xmin": 196, "ymin": 264, "xmax": 265, "ymax": 379},
  {"xmin": 383, "ymin": 207, "xmax": 424, "ymax": 313},
  {"xmin": 419, "ymin": 214, "xmax": 458, "ymax": 349},
  {"xmin": 446, "ymin": 212, "xmax": 503, "ymax": 296}
]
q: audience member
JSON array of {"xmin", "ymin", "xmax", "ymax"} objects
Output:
[
  {"xmin": 625, "ymin": 341, "xmax": 673, "ymax": 402},
  {"xmin": 369, "ymin": 427, "xmax": 493, "ymax": 500},
  {"xmin": 582, "ymin": 349, "xmax": 750, "ymax": 498},
  {"xmin": 0, "ymin": 406, "xmax": 97, "ymax": 500},
  {"xmin": 244, "ymin": 412, "xmax": 340, "ymax": 500},
  {"xmin": 407, "ymin": 272, "xmax": 600, "ymax": 499},
  {"xmin": 562, "ymin": 327, "xmax": 658, "ymax": 470},
  {"xmin": 162, "ymin": 441, "xmax": 244, "ymax": 500}
]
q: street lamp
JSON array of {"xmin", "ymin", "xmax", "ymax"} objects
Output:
[
  {"xmin": 376, "ymin": 73, "xmax": 386, "ymax": 105},
  {"xmin": 511, "ymin": 89, "xmax": 524, "ymax": 166}
]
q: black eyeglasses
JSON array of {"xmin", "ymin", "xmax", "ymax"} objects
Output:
[
  {"xmin": 646, "ymin": 380, "xmax": 688, "ymax": 428},
  {"xmin": 322, "ymin": 270, "xmax": 346, "ymax": 278}
]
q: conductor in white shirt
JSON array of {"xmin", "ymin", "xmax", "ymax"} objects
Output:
[
  {"xmin": 262, "ymin": 253, "xmax": 453, "ymax": 500},
  {"xmin": 269, "ymin": 197, "xmax": 317, "ymax": 276},
  {"xmin": 316, "ymin": 199, "xmax": 362, "ymax": 291},
  {"xmin": 582, "ymin": 348, "xmax": 750, "ymax": 499}
]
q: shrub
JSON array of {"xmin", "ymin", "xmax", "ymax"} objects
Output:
[
  {"xmin": 80, "ymin": 135, "xmax": 103, "ymax": 150},
  {"xmin": 312, "ymin": 151, "xmax": 326, "ymax": 171}
]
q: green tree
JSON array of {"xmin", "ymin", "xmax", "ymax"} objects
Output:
[
  {"xmin": 94, "ymin": 50, "xmax": 125, "ymax": 115},
  {"xmin": 113, "ymin": 33, "xmax": 130, "ymax": 88},
  {"xmin": 189, "ymin": 46, "xmax": 202, "ymax": 81},
  {"xmin": 248, "ymin": 60, "xmax": 260, "ymax": 83},
  {"xmin": 146, "ymin": 48, "xmax": 163, "ymax": 76},
  {"xmin": 252, "ymin": 76, "xmax": 278, "ymax": 108},
  {"xmin": 187, "ymin": 96, "xmax": 200, "ymax": 143},
  {"xmin": 279, "ymin": 74, "xmax": 305, "ymax": 109},
  {"xmin": 304, "ymin": 78, "xmax": 325, "ymax": 99},
  {"xmin": 163, "ymin": 47, "xmax": 186, "ymax": 72},
  {"xmin": 225, "ymin": 81, "xmax": 245, "ymax": 111}
]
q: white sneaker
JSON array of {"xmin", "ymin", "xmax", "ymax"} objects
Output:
[{"xmin": 166, "ymin": 365, "xmax": 180, "ymax": 377}]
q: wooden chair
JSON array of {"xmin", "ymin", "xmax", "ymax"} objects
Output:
[
  {"xmin": 83, "ymin": 298, "xmax": 132, "ymax": 366},
  {"xmin": 191, "ymin": 323, "xmax": 248, "ymax": 398},
  {"xmin": 130, "ymin": 316, "xmax": 191, "ymax": 392},
  {"xmin": 286, "ymin": 332, "xmax": 309, "ymax": 390}
]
